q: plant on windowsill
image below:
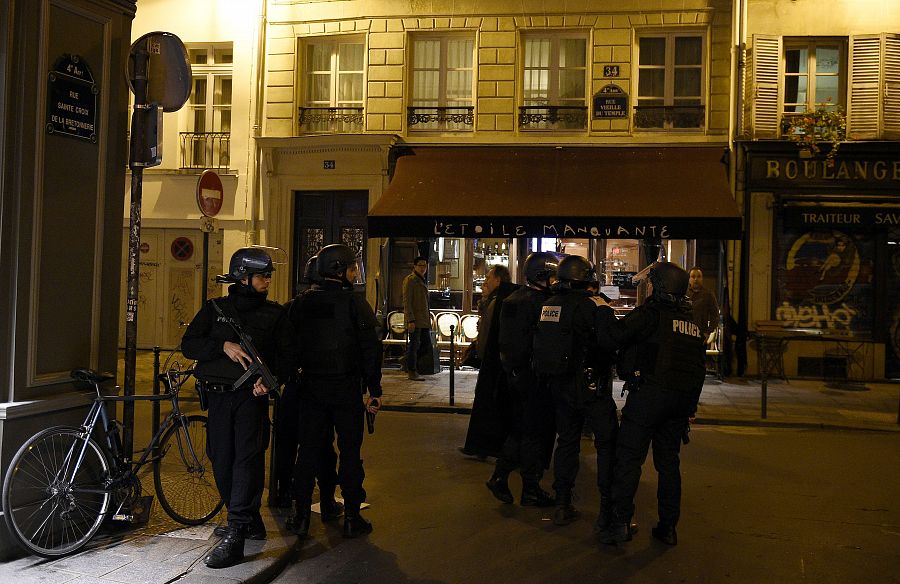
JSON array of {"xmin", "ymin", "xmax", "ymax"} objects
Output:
[{"xmin": 780, "ymin": 107, "xmax": 847, "ymax": 166}]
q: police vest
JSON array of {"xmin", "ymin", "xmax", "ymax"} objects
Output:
[
  {"xmin": 294, "ymin": 288, "xmax": 361, "ymax": 377},
  {"xmin": 532, "ymin": 291, "xmax": 587, "ymax": 376},
  {"xmin": 498, "ymin": 287, "xmax": 548, "ymax": 373},
  {"xmin": 619, "ymin": 304, "xmax": 706, "ymax": 393}
]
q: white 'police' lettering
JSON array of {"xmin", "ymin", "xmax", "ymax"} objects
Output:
[
  {"xmin": 672, "ymin": 319, "xmax": 703, "ymax": 338},
  {"xmin": 540, "ymin": 306, "xmax": 562, "ymax": 322}
]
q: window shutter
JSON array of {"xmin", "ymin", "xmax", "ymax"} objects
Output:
[
  {"xmin": 883, "ymin": 33, "xmax": 900, "ymax": 139},
  {"xmin": 848, "ymin": 35, "xmax": 882, "ymax": 140},
  {"xmin": 752, "ymin": 34, "xmax": 781, "ymax": 139}
]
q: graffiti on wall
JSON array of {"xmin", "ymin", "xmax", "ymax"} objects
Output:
[{"xmin": 774, "ymin": 228, "xmax": 874, "ymax": 333}]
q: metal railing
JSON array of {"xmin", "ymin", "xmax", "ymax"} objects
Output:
[
  {"xmin": 407, "ymin": 106, "xmax": 474, "ymax": 131},
  {"xmin": 518, "ymin": 105, "xmax": 587, "ymax": 130},
  {"xmin": 298, "ymin": 106, "xmax": 364, "ymax": 133},
  {"xmin": 633, "ymin": 105, "xmax": 705, "ymax": 129},
  {"xmin": 179, "ymin": 132, "xmax": 230, "ymax": 170}
]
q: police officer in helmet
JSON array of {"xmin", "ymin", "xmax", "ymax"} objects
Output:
[
  {"xmin": 486, "ymin": 252, "xmax": 562, "ymax": 507},
  {"xmin": 596, "ymin": 261, "xmax": 706, "ymax": 546},
  {"xmin": 532, "ymin": 255, "xmax": 619, "ymax": 528},
  {"xmin": 182, "ymin": 247, "xmax": 298, "ymax": 569},
  {"xmin": 289, "ymin": 244, "xmax": 383, "ymax": 539},
  {"xmin": 273, "ymin": 255, "xmax": 341, "ymax": 514}
]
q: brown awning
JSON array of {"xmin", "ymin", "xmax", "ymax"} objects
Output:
[{"xmin": 368, "ymin": 146, "xmax": 742, "ymax": 239}]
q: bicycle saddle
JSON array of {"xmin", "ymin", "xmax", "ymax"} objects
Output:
[{"xmin": 71, "ymin": 368, "xmax": 115, "ymax": 384}]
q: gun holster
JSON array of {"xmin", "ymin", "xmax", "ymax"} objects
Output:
[{"xmin": 195, "ymin": 379, "xmax": 210, "ymax": 411}]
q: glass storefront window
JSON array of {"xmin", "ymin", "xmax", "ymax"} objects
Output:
[
  {"xmin": 427, "ymin": 237, "xmax": 465, "ymax": 310},
  {"xmin": 472, "ymin": 238, "xmax": 511, "ymax": 307}
]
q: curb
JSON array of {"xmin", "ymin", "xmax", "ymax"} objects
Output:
[{"xmin": 381, "ymin": 404, "xmax": 900, "ymax": 433}]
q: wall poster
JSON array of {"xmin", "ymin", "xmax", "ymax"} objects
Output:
[{"xmin": 773, "ymin": 208, "xmax": 875, "ymax": 335}]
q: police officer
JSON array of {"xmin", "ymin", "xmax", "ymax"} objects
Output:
[
  {"xmin": 596, "ymin": 262, "xmax": 706, "ymax": 546},
  {"xmin": 182, "ymin": 247, "xmax": 297, "ymax": 569},
  {"xmin": 532, "ymin": 256, "xmax": 618, "ymax": 528},
  {"xmin": 485, "ymin": 252, "xmax": 561, "ymax": 507},
  {"xmin": 273, "ymin": 255, "xmax": 340, "ymax": 516},
  {"xmin": 289, "ymin": 244, "xmax": 383, "ymax": 539}
]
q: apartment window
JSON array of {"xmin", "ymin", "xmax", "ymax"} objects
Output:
[
  {"xmin": 521, "ymin": 35, "xmax": 587, "ymax": 130},
  {"xmin": 408, "ymin": 36, "xmax": 475, "ymax": 131},
  {"xmin": 182, "ymin": 44, "xmax": 232, "ymax": 169},
  {"xmin": 635, "ymin": 33, "xmax": 705, "ymax": 129},
  {"xmin": 300, "ymin": 38, "xmax": 365, "ymax": 132},
  {"xmin": 783, "ymin": 40, "xmax": 845, "ymax": 113}
]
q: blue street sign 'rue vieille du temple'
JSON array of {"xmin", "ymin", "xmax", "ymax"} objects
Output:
[{"xmin": 593, "ymin": 84, "xmax": 628, "ymax": 119}]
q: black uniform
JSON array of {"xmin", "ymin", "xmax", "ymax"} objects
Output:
[
  {"xmin": 495, "ymin": 285, "xmax": 556, "ymax": 485},
  {"xmin": 290, "ymin": 280, "xmax": 382, "ymax": 515},
  {"xmin": 533, "ymin": 289, "xmax": 618, "ymax": 513},
  {"xmin": 182, "ymin": 284, "xmax": 297, "ymax": 531},
  {"xmin": 596, "ymin": 297, "xmax": 705, "ymax": 532}
]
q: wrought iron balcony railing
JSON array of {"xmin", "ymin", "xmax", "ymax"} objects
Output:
[
  {"xmin": 407, "ymin": 106, "xmax": 474, "ymax": 131},
  {"xmin": 633, "ymin": 105, "xmax": 705, "ymax": 129},
  {"xmin": 298, "ymin": 107, "xmax": 364, "ymax": 133},
  {"xmin": 180, "ymin": 132, "xmax": 230, "ymax": 170},
  {"xmin": 518, "ymin": 105, "xmax": 587, "ymax": 130}
]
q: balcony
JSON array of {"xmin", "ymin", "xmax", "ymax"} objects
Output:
[
  {"xmin": 518, "ymin": 105, "xmax": 587, "ymax": 131},
  {"xmin": 407, "ymin": 106, "xmax": 474, "ymax": 132},
  {"xmin": 180, "ymin": 132, "xmax": 230, "ymax": 170},
  {"xmin": 633, "ymin": 105, "xmax": 705, "ymax": 130},
  {"xmin": 298, "ymin": 107, "xmax": 364, "ymax": 133}
]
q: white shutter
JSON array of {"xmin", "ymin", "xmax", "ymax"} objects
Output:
[
  {"xmin": 752, "ymin": 35, "xmax": 781, "ymax": 139},
  {"xmin": 883, "ymin": 33, "xmax": 900, "ymax": 138},
  {"xmin": 848, "ymin": 35, "xmax": 882, "ymax": 140}
]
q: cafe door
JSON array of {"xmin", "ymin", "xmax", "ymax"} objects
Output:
[{"xmin": 293, "ymin": 191, "xmax": 368, "ymax": 295}]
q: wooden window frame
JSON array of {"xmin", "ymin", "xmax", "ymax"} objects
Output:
[
  {"xmin": 634, "ymin": 30, "xmax": 707, "ymax": 131},
  {"xmin": 782, "ymin": 38, "xmax": 847, "ymax": 114}
]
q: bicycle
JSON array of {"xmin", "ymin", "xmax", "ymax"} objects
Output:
[{"xmin": 1, "ymin": 367, "xmax": 224, "ymax": 558}]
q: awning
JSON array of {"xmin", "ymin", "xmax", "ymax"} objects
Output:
[{"xmin": 368, "ymin": 146, "xmax": 742, "ymax": 239}]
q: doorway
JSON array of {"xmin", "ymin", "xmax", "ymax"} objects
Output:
[{"xmin": 293, "ymin": 191, "xmax": 368, "ymax": 295}]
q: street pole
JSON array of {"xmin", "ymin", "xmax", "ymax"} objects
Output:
[
  {"xmin": 123, "ymin": 42, "xmax": 150, "ymax": 463},
  {"xmin": 202, "ymin": 230, "xmax": 209, "ymax": 302}
]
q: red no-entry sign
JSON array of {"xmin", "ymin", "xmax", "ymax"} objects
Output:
[{"xmin": 197, "ymin": 169, "xmax": 223, "ymax": 217}]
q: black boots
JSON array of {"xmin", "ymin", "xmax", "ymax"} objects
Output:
[
  {"xmin": 287, "ymin": 502, "xmax": 311, "ymax": 537},
  {"xmin": 651, "ymin": 523, "xmax": 678, "ymax": 545},
  {"xmin": 320, "ymin": 496, "xmax": 345, "ymax": 522},
  {"xmin": 486, "ymin": 473, "xmax": 514, "ymax": 504},
  {"xmin": 599, "ymin": 521, "xmax": 634, "ymax": 545},
  {"xmin": 342, "ymin": 508, "xmax": 373, "ymax": 538},
  {"xmin": 520, "ymin": 483, "xmax": 555, "ymax": 507},
  {"xmin": 552, "ymin": 492, "xmax": 580, "ymax": 526},
  {"xmin": 205, "ymin": 526, "xmax": 245, "ymax": 569},
  {"xmin": 214, "ymin": 514, "xmax": 266, "ymax": 540}
]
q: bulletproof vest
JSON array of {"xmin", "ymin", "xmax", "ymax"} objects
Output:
[
  {"xmin": 619, "ymin": 303, "xmax": 706, "ymax": 392},
  {"xmin": 498, "ymin": 287, "xmax": 548, "ymax": 373},
  {"xmin": 294, "ymin": 287, "xmax": 361, "ymax": 377},
  {"xmin": 532, "ymin": 291, "xmax": 586, "ymax": 376}
]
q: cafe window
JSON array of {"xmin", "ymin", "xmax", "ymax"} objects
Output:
[
  {"xmin": 472, "ymin": 238, "xmax": 511, "ymax": 308},
  {"xmin": 772, "ymin": 206, "xmax": 875, "ymax": 336}
]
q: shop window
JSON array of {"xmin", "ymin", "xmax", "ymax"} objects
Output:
[
  {"xmin": 299, "ymin": 38, "xmax": 365, "ymax": 133},
  {"xmin": 471, "ymin": 238, "xmax": 510, "ymax": 308},
  {"xmin": 520, "ymin": 34, "xmax": 588, "ymax": 130},
  {"xmin": 772, "ymin": 207, "xmax": 875, "ymax": 336},
  {"xmin": 181, "ymin": 44, "xmax": 232, "ymax": 170},
  {"xmin": 635, "ymin": 32, "xmax": 705, "ymax": 130},
  {"xmin": 408, "ymin": 35, "xmax": 475, "ymax": 131}
]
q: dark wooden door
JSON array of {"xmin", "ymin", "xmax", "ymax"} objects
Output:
[{"xmin": 293, "ymin": 191, "xmax": 368, "ymax": 295}]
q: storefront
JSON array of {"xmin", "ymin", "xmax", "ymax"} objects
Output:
[
  {"xmin": 741, "ymin": 141, "xmax": 900, "ymax": 381},
  {"xmin": 369, "ymin": 145, "xmax": 742, "ymax": 323}
]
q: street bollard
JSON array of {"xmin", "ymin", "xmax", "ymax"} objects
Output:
[
  {"xmin": 152, "ymin": 346, "xmax": 161, "ymax": 451},
  {"xmin": 449, "ymin": 325, "xmax": 455, "ymax": 406},
  {"xmin": 896, "ymin": 391, "xmax": 899, "ymax": 426},
  {"xmin": 761, "ymin": 377, "xmax": 767, "ymax": 419}
]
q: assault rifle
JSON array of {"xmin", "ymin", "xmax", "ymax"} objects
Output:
[{"xmin": 211, "ymin": 300, "xmax": 280, "ymax": 397}]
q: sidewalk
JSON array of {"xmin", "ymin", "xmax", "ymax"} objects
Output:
[{"xmin": 3, "ymin": 353, "xmax": 896, "ymax": 583}]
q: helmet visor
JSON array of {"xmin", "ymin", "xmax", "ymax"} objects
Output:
[{"xmin": 347, "ymin": 257, "xmax": 366, "ymax": 287}]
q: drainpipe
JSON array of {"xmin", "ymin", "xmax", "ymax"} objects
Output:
[{"xmin": 248, "ymin": 0, "xmax": 268, "ymax": 246}]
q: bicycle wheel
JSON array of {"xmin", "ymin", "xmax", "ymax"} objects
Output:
[
  {"xmin": 2, "ymin": 427, "xmax": 111, "ymax": 557},
  {"xmin": 153, "ymin": 415, "xmax": 222, "ymax": 524}
]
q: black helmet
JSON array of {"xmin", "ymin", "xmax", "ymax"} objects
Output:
[
  {"xmin": 222, "ymin": 247, "xmax": 274, "ymax": 282},
  {"xmin": 524, "ymin": 252, "xmax": 562, "ymax": 287},
  {"xmin": 316, "ymin": 244, "xmax": 358, "ymax": 280},
  {"xmin": 556, "ymin": 255, "xmax": 597, "ymax": 285},
  {"xmin": 302, "ymin": 255, "xmax": 322, "ymax": 285},
  {"xmin": 649, "ymin": 262, "xmax": 690, "ymax": 304}
]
